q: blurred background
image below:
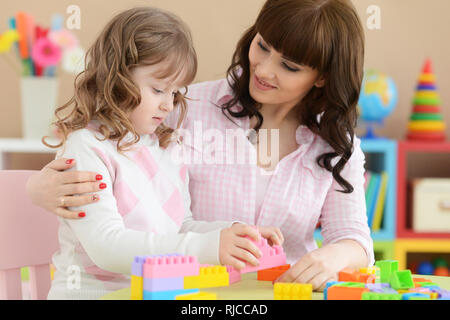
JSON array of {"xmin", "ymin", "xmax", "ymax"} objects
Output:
[{"xmin": 0, "ymin": 1, "xmax": 449, "ymax": 279}]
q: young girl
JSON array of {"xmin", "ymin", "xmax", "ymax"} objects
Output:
[
  {"xmin": 29, "ymin": 0, "xmax": 374, "ymax": 292},
  {"xmin": 43, "ymin": 7, "xmax": 283, "ymax": 300}
]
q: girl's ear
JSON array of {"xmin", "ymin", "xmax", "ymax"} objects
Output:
[{"xmin": 314, "ymin": 75, "xmax": 326, "ymax": 88}]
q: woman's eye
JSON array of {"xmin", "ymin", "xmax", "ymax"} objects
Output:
[
  {"xmin": 282, "ymin": 62, "xmax": 300, "ymax": 72},
  {"xmin": 153, "ymin": 88, "xmax": 164, "ymax": 94},
  {"xmin": 258, "ymin": 41, "xmax": 269, "ymax": 52}
]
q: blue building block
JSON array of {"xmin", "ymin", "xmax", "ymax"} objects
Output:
[
  {"xmin": 402, "ymin": 293, "xmax": 431, "ymax": 300},
  {"xmin": 143, "ymin": 288, "xmax": 199, "ymax": 300}
]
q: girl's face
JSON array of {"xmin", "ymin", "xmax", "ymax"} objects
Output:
[
  {"xmin": 129, "ymin": 63, "xmax": 182, "ymax": 135},
  {"xmin": 248, "ymin": 33, "xmax": 325, "ymax": 113}
]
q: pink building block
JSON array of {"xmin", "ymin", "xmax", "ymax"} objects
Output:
[
  {"xmin": 239, "ymin": 235, "xmax": 286, "ymax": 274},
  {"xmin": 143, "ymin": 254, "xmax": 199, "ymax": 279},
  {"xmin": 226, "ymin": 266, "xmax": 242, "ymax": 284}
]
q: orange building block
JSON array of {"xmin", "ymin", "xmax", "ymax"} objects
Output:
[
  {"xmin": 338, "ymin": 268, "xmax": 360, "ymax": 282},
  {"xmin": 257, "ymin": 264, "xmax": 290, "ymax": 281},
  {"xmin": 338, "ymin": 268, "xmax": 375, "ymax": 284},
  {"xmin": 327, "ymin": 286, "xmax": 369, "ymax": 300}
]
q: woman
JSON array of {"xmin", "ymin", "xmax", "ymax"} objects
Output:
[{"xmin": 26, "ymin": 0, "xmax": 373, "ymax": 291}]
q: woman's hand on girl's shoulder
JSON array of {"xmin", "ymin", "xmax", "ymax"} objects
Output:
[{"xmin": 26, "ymin": 158, "xmax": 104, "ymax": 220}]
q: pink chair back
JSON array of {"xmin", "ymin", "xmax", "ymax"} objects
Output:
[{"xmin": 0, "ymin": 170, "xmax": 59, "ymax": 300}]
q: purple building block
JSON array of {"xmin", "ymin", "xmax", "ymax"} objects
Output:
[{"xmin": 144, "ymin": 277, "xmax": 184, "ymax": 292}]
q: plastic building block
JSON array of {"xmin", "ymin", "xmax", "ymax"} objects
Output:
[
  {"xmin": 144, "ymin": 277, "xmax": 184, "ymax": 292},
  {"xmin": 365, "ymin": 283, "xmax": 398, "ymax": 294},
  {"xmin": 143, "ymin": 254, "xmax": 199, "ymax": 279},
  {"xmin": 273, "ymin": 283, "xmax": 312, "ymax": 300},
  {"xmin": 334, "ymin": 282, "xmax": 366, "ymax": 288},
  {"xmin": 375, "ymin": 260, "xmax": 398, "ymax": 283},
  {"xmin": 184, "ymin": 265, "xmax": 229, "ymax": 289},
  {"xmin": 338, "ymin": 268, "xmax": 360, "ymax": 282},
  {"xmin": 362, "ymin": 292, "xmax": 402, "ymax": 300},
  {"xmin": 360, "ymin": 267, "xmax": 378, "ymax": 275},
  {"xmin": 226, "ymin": 266, "xmax": 241, "ymax": 284},
  {"xmin": 402, "ymin": 293, "xmax": 431, "ymax": 300},
  {"xmin": 324, "ymin": 281, "xmax": 341, "ymax": 300},
  {"xmin": 239, "ymin": 234, "xmax": 286, "ymax": 274},
  {"xmin": 327, "ymin": 285, "xmax": 369, "ymax": 300},
  {"xmin": 257, "ymin": 264, "xmax": 290, "ymax": 281},
  {"xmin": 176, "ymin": 292, "xmax": 217, "ymax": 300},
  {"xmin": 143, "ymin": 288, "xmax": 198, "ymax": 300},
  {"xmin": 390, "ymin": 270, "xmax": 414, "ymax": 290},
  {"xmin": 130, "ymin": 256, "xmax": 146, "ymax": 300}
]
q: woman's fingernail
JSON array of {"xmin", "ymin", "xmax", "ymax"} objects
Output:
[
  {"xmin": 66, "ymin": 159, "xmax": 75, "ymax": 164},
  {"xmin": 95, "ymin": 174, "xmax": 103, "ymax": 181},
  {"xmin": 78, "ymin": 212, "xmax": 86, "ymax": 218},
  {"xmin": 99, "ymin": 183, "xmax": 107, "ymax": 189},
  {"xmin": 93, "ymin": 194, "xmax": 100, "ymax": 201}
]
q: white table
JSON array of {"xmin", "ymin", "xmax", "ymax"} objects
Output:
[{"xmin": 0, "ymin": 138, "xmax": 57, "ymax": 169}]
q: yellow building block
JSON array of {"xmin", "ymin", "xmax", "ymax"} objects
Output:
[
  {"xmin": 130, "ymin": 275, "xmax": 143, "ymax": 300},
  {"xmin": 360, "ymin": 267, "xmax": 378, "ymax": 275},
  {"xmin": 176, "ymin": 292, "xmax": 217, "ymax": 300},
  {"xmin": 274, "ymin": 283, "xmax": 312, "ymax": 300},
  {"xmin": 184, "ymin": 266, "xmax": 229, "ymax": 289}
]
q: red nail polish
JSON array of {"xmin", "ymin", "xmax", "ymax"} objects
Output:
[
  {"xmin": 99, "ymin": 183, "xmax": 107, "ymax": 189},
  {"xmin": 66, "ymin": 159, "xmax": 75, "ymax": 164},
  {"xmin": 78, "ymin": 212, "xmax": 86, "ymax": 218},
  {"xmin": 96, "ymin": 174, "xmax": 103, "ymax": 181}
]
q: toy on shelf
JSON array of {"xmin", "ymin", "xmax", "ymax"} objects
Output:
[
  {"xmin": 406, "ymin": 59, "xmax": 446, "ymax": 142},
  {"xmin": 412, "ymin": 178, "xmax": 450, "ymax": 233},
  {"xmin": 325, "ymin": 260, "xmax": 450, "ymax": 300},
  {"xmin": 357, "ymin": 69, "xmax": 398, "ymax": 139}
]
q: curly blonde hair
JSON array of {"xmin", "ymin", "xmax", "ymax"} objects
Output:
[{"xmin": 44, "ymin": 7, "xmax": 197, "ymax": 151}]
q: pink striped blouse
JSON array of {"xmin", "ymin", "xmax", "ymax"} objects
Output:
[{"xmin": 166, "ymin": 78, "xmax": 375, "ymax": 267}]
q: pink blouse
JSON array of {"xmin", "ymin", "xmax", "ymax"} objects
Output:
[{"xmin": 165, "ymin": 78, "xmax": 374, "ymax": 266}]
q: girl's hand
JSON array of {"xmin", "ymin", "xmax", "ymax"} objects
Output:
[
  {"xmin": 275, "ymin": 243, "xmax": 349, "ymax": 292},
  {"xmin": 219, "ymin": 223, "xmax": 263, "ymax": 270},
  {"xmin": 258, "ymin": 226, "xmax": 284, "ymax": 246},
  {"xmin": 26, "ymin": 158, "xmax": 105, "ymax": 219}
]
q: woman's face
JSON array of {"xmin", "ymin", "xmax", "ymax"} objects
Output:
[{"xmin": 248, "ymin": 33, "xmax": 325, "ymax": 112}]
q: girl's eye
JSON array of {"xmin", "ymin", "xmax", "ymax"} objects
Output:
[
  {"xmin": 258, "ymin": 41, "xmax": 269, "ymax": 52},
  {"xmin": 152, "ymin": 88, "xmax": 164, "ymax": 94},
  {"xmin": 282, "ymin": 62, "xmax": 300, "ymax": 72}
]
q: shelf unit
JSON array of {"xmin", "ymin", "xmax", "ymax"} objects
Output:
[
  {"xmin": 396, "ymin": 140, "xmax": 450, "ymax": 239},
  {"xmin": 395, "ymin": 239, "xmax": 450, "ymax": 270},
  {"xmin": 314, "ymin": 138, "xmax": 397, "ymax": 260},
  {"xmin": 0, "ymin": 138, "xmax": 56, "ymax": 169}
]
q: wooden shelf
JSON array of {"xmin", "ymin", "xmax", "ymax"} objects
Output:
[{"xmin": 396, "ymin": 140, "xmax": 450, "ymax": 239}]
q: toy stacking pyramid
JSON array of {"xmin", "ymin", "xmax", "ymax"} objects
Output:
[{"xmin": 407, "ymin": 59, "xmax": 446, "ymax": 141}]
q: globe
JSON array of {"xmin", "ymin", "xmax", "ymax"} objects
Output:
[{"xmin": 357, "ymin": 69, "xmax": 398, "ymax": 138}]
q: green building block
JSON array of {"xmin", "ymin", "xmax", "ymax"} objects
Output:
[
  {"xmin": 418, "ymin": 282, "xmax": 439, "ymax": 288},
  {"xmin": 375, "ymin": 260, "xmax": 399, "ymax": 283},
  {"xmin": 334, "ymin": 282, "xmax": 366, "ymax": 288},
  {"xmin": 362, "ymin": 292, "xmax": 402, "ymax": 300},
  {"xmin": 390, "ymin": 270, "xmax": 414, "ymax": 290}
]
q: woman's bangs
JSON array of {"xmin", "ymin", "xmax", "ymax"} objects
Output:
[{"xmin": 256, "ymin": 8, "xmax": 331, "ymax": 72}]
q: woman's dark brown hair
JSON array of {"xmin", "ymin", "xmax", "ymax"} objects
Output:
[
  {"xmin": 44, "ymin": 7, "xmax": 197, "ymax": 152},
  {"xmin": 223, "ymin": 0, "xmax": 365, "ymax": 193}
]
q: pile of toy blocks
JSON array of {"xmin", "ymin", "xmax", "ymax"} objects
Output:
[
  {"xmin": 324, "ymin": 260, "xmax": 450, "ymax": 300},
  {"xmin": 130, "ymin": 233, "xmax": 288, "ymax": 300}
]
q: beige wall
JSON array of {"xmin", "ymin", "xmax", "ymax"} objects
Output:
[{"xmin": 1, "ymin": 0, "xmax": 450, "ymax": 169}]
